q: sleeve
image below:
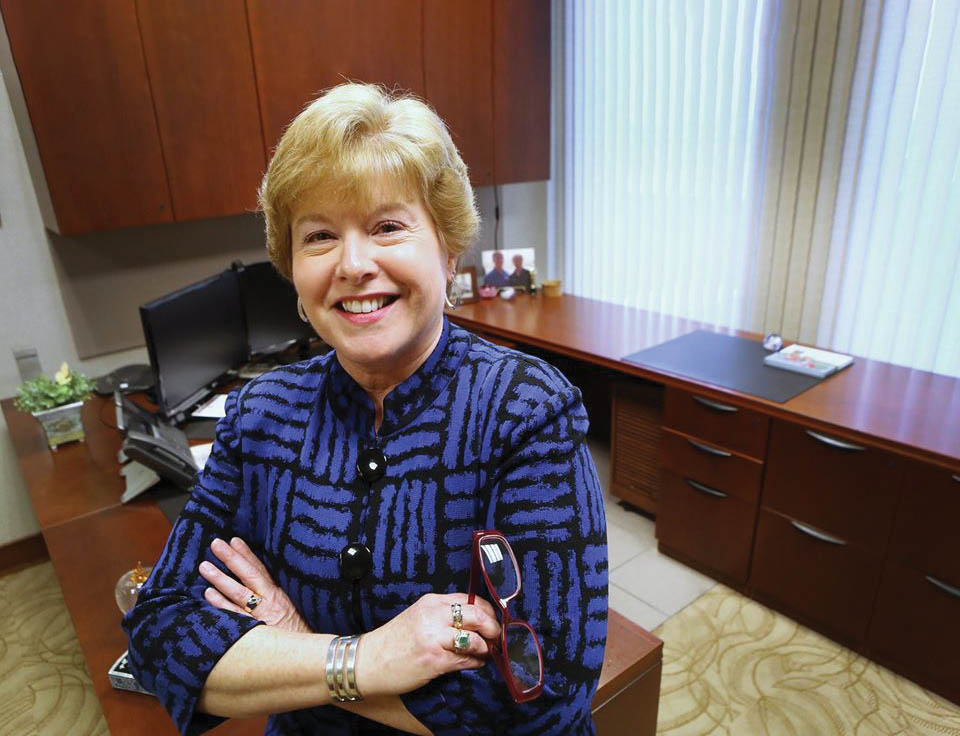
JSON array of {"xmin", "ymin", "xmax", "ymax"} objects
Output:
[
  {"xmin": 122, "ymin": 387, "xmax": 264, "ymax": 736},
  {"xmin": 400, "ymin": 358, "xmax": 609, "ymax": 735}
]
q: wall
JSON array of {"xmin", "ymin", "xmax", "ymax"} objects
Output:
[{"xmin": 0, "ymin": 68, "xmax": 548, "ymax": 548}]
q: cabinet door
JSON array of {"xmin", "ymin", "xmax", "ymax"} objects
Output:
[
  {"xmin": 493, "ymin": 0, "xmax": 550, "ymax": 183},
  {"xmin": 136, "ymin": 0, "xmax": 265, "ymax": 221},
  {"xmin": 763, "ymin": 420, "xmax": 902, "ymax": 553},
  {"xmin": 750, "ymin": 508, "xmax": 883, "ymax": 645},
  {"xmin": 423, "ymin": 0, "xmax": 494, "ymax": 186},
  {"xmin": 889, "ymin": 462, "xmax": 960, "ymax": 584},
  {"xmin": 611, "ymin": 382, "xmax": 663, "ymax": 513},
  {"xmin": 248, "ymin": 0, "xmax": 426, "ymax": 152},
  {"xmin": 663, "ymin": 388, "xmax": 769, "ymax": 459},
  {"xmin": 868, "ymin": 560, "xmax": 960, "ymax": 705},
  {"xmin": 1, "ymin": 0, "xmax": 171, "ymax": 232},
  {"xmin": 657, "ymin": 470, "xmax": 757, "ymax": 584},
  {"xmin": 660, "ymin": 427, "xmax": 763, "ymax": 504}
]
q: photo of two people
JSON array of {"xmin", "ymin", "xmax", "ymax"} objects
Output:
[{"xmin": 481, "ymin": 248, "xmax": 535, "ymax": 290}]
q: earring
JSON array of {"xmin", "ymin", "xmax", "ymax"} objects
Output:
[
  {"xmin": 297, "ymin": 297, "xmax": 309, "ymax": 322},
  {"xmin": 445, "ymin": 278, "xmax": 462, "ymax": 310}
]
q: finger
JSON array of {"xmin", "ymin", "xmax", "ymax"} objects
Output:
[
  {"xmin": 203, "ymin": 586, "xmax": 248, "ymax": 616},
  {"xmin": 461, "ymin": 604, "xmax": 501, "ymax": 640},
  {"xmin": 210, "ymin": 538, "xmax": 269, "ymax": 593},
  {"xmin": 229, "ymin": 537, "xmax": 274, "ymax": 581},
  {"xmin": 448, "ymin": 592, "xmax": 498, "ymax": 622},
  {"xmin": 198, "ymin": 560, "xmax": 258, "ymax": 607},
  {"xmin": 446, "ymin": 627, "xmax": 495, "ymax": 659}
]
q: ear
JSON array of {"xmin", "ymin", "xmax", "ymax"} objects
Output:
[{"xmin": 446, "ymin": 253, "xmax": 458, "ymax": 281}]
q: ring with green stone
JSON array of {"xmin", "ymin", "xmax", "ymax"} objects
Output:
[{"xmin": 453, "ymin": 629, "xmax": 471, "ymax": 652}]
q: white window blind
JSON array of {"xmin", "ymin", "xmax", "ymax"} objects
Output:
[
  {"xmin": 561, "ymin": 0, "xmax": 779, "ymax": 329},
  {"xmin": 818, "ymin": 0, "xmax": 960, "ymax": 377}
]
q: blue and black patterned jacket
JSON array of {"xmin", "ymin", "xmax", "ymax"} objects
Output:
[{"xmin": 123, "ymin": 318, "xmax": 608, "ymax": 735}]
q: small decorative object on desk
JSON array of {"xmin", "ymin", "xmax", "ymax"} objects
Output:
[
  {"xmin": 454, "ymin": 265, "xmax": 479, "ymax": 304},
  {"xmin": 14, "ymin": 362, "xmax": 93, "ymax": 450},
  {"xmin": 115, "ymin": 561, "xmax": 153, "ymax": 615},
  {"xmin": 481, "ymin": 247, "xmax": 536, "ymax": 291},
  {"xmin": 541, "ymin": 279, "xmax": 563, "ymax": 297},
  {"xmin": 108, "ymin": 650, "xmax": 153, "ymax": 695},
  {"xmin": 763, "ymin": 344, "xmax": 854, "ymax": 378}
]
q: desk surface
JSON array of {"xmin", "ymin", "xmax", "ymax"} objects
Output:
[{"xmin": 448, "ymin": 293, "xmax": 960, "ymax": 469}]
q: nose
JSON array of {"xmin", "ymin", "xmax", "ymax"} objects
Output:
[{"xmin": 336, "ymin": 231, "xmax": 377, "ymax": 283}]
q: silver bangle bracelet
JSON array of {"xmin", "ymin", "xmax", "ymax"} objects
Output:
[{"xmin": 326, "ymin": 635, "xmax": 363, "ymax": 703}]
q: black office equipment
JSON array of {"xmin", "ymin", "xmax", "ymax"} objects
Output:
[
  {"xmin": 140, "ymin": 270, "xmax": 246, "ymax": 421},
  {"xmin": 234, "ymin": 260, "xmax": 315, "ymax": 359},
  {"xmin": 623, "ymin": 329, "xmax": 822, "ymax": 403},
  {"xmin": 94, "ymin": 364, "xmax": 155, "ymax": 396},
  {"xmin": 121, "ymin": 431, "xmax": 198, "ymax": 490}
]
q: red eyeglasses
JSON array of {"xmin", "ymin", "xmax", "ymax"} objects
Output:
[{"xmin": 467, "ymin": 530, "xmax": 544, "ymax": 702}]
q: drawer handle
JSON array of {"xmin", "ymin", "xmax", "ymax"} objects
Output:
[
  {"xmin": 692, "ymin": 395, "xmax": 738, "ymax": 413},
  {"xmin": 789, "ymin": 520, "xmax": 848, "ymax": 546},
  {"xmin": 804, "ymin": 429, "xmax": 865, "ymax": 452},
  {"xmin": 687, "ymin": 438, "xmax": 732, "ymax": 458},
  {"xmin": 926, "ymin": 575, "xmax": 960, "ymax": 600},
  {"xmin": 953, "ymin": 474, "xmax": 960, "ymax": 483},
  {"xmin": 685, "ymin": 478, "xmax": 728, "ymax": 498}
]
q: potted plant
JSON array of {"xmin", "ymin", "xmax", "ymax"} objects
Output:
[{"xmin": 15, "ymin": 362, "xmax": 94, "ymax": 450}]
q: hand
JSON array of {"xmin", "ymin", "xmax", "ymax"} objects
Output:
[
  {"xmin": 357, "ymin": 593, "xmax": 501, "ymax": 698},
  {"xmin": 199, "ymin": 537, "xmax": 311, "ymax": 635}
]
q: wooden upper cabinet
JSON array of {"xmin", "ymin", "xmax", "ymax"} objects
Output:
[
  {"xmin": 493, "ymin": 0, "xmax": 551, "ymax": 183},
  {"xmin": 247, "ymin": 0, "xmax": 426, "ymax": 153},
  {"xmin": 135, "ymin": 1, "xmax": 265, "ymax": 221},
  {"xmin": 1, "ymin": 0, "xmax": 172, "ymax": 233},
  {"xmin": 423, "ymin": 0, "xmax": 494, "ymax": 186}
]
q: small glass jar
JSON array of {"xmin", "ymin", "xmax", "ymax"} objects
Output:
[{"xmin": 115, "ymin": 562, "xmax": 153, "ymax": 615}]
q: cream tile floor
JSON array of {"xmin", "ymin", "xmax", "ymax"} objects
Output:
[{"xmin": 587, "ymin": 437, "xmax": 718, "ymax": 632}]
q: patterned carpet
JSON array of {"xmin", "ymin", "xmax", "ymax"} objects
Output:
[
  {"xmin": 653, "ymin": 585, "xmax": 960, "ymax": 735},
  {"xmin": 2, "ymin": 564, "xmax": 959, "ymax": 735},
  {"xmin": 0, "ymin": 563, "xmax": 106, "ymax": 736}
]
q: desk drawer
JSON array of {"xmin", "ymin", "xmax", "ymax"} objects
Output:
[
  {"xmin": 762, "ymin": 420, "xmax": 902, "ymax": 553},
  {"xmin": 660, "ymin": 427, "xmax": 763, "ymax": 504},
  {"xmin": 664, "ymin": 388, "xmax": 768, "ymax": 459},
  {"xmin": 657, "ymin": 469, "xmax": 757, "ymax": 584},
  {"xmin": 889, "ymin": 462, "xmax": 960, "ymax": 583},
  {"xmin": 868, "ymin": 560, "xmax": 960, "ymax": 704},
  {"xmin": 749, "ymin": 508, "xmax": 883, "ymax": 645}
]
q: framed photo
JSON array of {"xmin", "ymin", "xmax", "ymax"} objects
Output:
[
  {"xmin": 454, "ymin": 266, "xmax": 479, "ymax": 304},
  {"xmin": 480, "ymin": 248, "xmax": 536, "ymax": 291}
]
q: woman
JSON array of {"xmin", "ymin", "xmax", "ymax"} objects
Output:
[{"xmin": 124, "ymin": 83, "xmax": 608, "ymax": 736}]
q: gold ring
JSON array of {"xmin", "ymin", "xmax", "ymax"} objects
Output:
[{"xmin": 451, "ymin": 602, "xmax": 463, "ymax": 629}]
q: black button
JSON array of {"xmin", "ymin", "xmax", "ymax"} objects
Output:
[
  {"xmin": 357, "ymin": 448, "xmax": 387, "ymax": 483},
  {"xmin": 340, "ymin": 543, "xmax": 372, "ymax": 581}
]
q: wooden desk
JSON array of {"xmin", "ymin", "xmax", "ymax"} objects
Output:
[
  {"xmin": 449, "ymin": 292, "xmax": 960, "ymax": 706},
  {"xmin": 3, "ymin": 391, "xmax": 663, "ymax": 734}
]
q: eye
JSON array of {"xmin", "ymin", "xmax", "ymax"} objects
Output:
[
  {"xmin": 375, "ymin": 221, "xmax": 404, "ymax": 235},
  {"xmin": 303, "ymin": 230, "xmax": 334, "ymax": 244}
]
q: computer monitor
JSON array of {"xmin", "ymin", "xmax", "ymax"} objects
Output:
[
  {"xmin": 140, "ymin": 270, "xmax": 246, "ymax": 420},
  {"xmin": 236, "ymin": 261, "xmax": 315, "ymax": 359}
]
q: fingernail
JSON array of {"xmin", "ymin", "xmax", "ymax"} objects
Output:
[{"xmin": 199, "ymin": 561, "xmax": 212, "ymax": 572}]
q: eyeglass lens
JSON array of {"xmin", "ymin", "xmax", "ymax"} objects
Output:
[
  {"xmin": 505, "ymin": 622, "xmax": 542, "ymax": 692},
  {"xmin": 478, "ymin": 537, "xmax": 519, "ymax": 602}
]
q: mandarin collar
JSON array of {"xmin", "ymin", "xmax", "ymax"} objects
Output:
[{"xmin": 326, "ymin": 317, "xmax": 470, "ymax": 438}]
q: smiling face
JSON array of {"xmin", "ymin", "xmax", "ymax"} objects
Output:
[{"xmin": 290, "ymin": 179, "xmax": 456, "ymax": 386}]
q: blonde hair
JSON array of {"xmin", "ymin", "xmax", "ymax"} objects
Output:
[{"xmin": 259, "ymin": 83, "xmax": 480, "ymax": 279}]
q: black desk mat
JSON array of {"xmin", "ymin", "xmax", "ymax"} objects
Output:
[{"xmin": 623, "ymin": 329, "xmax": 821, "ymax": 403}]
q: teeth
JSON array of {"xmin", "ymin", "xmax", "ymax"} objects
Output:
[{"xmin": 342, "ymin": 296, "xmax": 389, "ymax": 314}]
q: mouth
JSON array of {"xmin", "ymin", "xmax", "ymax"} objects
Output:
[{"xmin": 335, "ymin": 294, "xmax": 400, "ymax": 315}]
